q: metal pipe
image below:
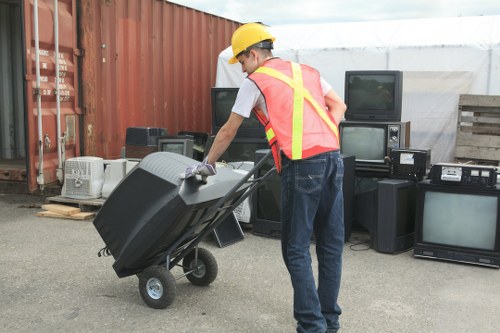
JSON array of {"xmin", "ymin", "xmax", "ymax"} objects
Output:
[
  {"xmin": 33, "ymin": 0, "xmax": 44, "ymax": 189},
  {"xmin": 54, "ymin": 0, "xmax": 63, "ymax": 182}
]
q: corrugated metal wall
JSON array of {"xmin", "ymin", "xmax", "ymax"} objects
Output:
[{"xmin": 79, "ymin": 0, "xmax": 241, "ymax": 158}]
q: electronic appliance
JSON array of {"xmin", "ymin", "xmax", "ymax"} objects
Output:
[
  {"xmin": 252, "ymin": 150, "xmax": 355, "ymax": 241},
  {"xmin": 373, "ymin": 179, "xmax": 416, "ymax": 254},
  {"xmin": 389, "ymin": 148, "xmax": 431, "ymax": 181},
  {"xmin": 344, "ymin": 70, "xmax": 403, "ymax": 121},
  {"xmin": 158, "ymin": 137, "xmax": 195, "ymax": 158},
  {"xmin": 414, "ymin": 180, "xmax": 500, "ymax": 268},
  {"xmin": 93, "ymin": 152, "xmax": 251, "ymax": 278},
  {"xmin": 230, "ymin": 168, "xmax": 253, "ymax": 223},
  {"xmin": 62, "ymin": 156, "xmax": 105, "ymax": 199},
  {"xmin": 177, "ymin": 131, "xmax": 209, "ymax": 161},
  {"xmin": 211, "ymin": 87, "xmax": 265, "ymax": 138},
  {"xmin": 102, "ymin": 159, "xmax": 127, "ymax": 198},
  {"xmin": 125, "ymin": 127, "xmax": 168, "ymax": 159},
  {"xmin": 429, "ymin": 163, "xmax": 497, "ymax": 188},
  {"xmin": 339, "ymin": 120, "xmax": 410, "ymax": 176},
  {"xmin": 204, "ymin": 135, "xmax": 268, "ymax": 163}
]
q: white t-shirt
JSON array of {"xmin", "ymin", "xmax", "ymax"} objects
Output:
[{"xmin": 231, "ymin": 76, "xmax": 333, "ymax": 119}]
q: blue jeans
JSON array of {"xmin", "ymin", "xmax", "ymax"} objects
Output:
[{"xmin": 280, "ymin": 151, "xmax": 344, "ymax": 333}]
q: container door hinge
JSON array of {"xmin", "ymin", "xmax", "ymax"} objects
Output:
[{"xmin": 74, "ymin": 48, "xmax": 84, "ymax": 57}]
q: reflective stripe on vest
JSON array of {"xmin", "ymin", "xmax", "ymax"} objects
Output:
[{"xmin": 254, "ymin": 62, "xmax": 339, "ymax": 160}]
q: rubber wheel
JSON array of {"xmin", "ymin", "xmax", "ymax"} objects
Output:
[
  {"xmin": 138, "ymin": 265, "xmax": 176, "ymax": 309},
  {"xmin": 182, "ymin": 248, "xmax": 218, "ymax": 286}
]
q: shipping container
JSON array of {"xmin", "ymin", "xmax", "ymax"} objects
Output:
[
  {"xmin": 79, "ymin": 0, "xmax": 241, "ymax": 158},
  {"xmin": 0, "ymin": 0, "xmax": 241, "ymax": 194},
  {"xmin": 1, "ymin": 0, "xmax": 80, "ymax": 194}
]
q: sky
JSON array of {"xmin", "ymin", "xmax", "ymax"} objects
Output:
[{"xmin": 168, "ymin": 0, "xmax": 500, "ymax": 25}]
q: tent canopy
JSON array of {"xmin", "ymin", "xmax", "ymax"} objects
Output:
[{"xmin": 215, "ymin": 15, "xmax": 500, "ymax": 164}]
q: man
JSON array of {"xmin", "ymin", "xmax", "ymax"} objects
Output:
[{"xmin": 183, "ymin": 23, "xmax": 347, "ymax": 333}]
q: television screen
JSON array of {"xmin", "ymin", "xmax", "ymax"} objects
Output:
[
  {"xmin": 341, "ymin": 126, "xmax": 386, "ymax": 161},
  {"xmin": 211, "ymin": 88, "xmax": 265, "ymax": 138},
  {"xmin": 158, "ymin": 138, "xmax": 194, "ymax": 158},
  {"xmin": 422, "ymin": 191, "xmax": 497, "ymax": 250},
  {"xmin": 344, "ymin": 70, "xmax": 403, "ymax": 121}
]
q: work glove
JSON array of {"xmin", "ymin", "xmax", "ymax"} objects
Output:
[{"xmin": 180, "ymin": 158, "xmax": 216, "ymax": 183}]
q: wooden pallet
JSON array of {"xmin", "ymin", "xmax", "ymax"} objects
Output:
[
  {"xmin": 45, "ymin": 195, "xmax": 105, "ymax": 212},
  {"xmin": 455, "ymin": 94, "xmax": 500, "ymax": 165}
]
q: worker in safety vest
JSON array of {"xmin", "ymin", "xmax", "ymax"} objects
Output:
[{"xmin": 182, "ymin": 23, "xmax": 346, "ymax": 333}]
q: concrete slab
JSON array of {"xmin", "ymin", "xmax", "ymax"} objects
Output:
[{"xmin": 1, "ymin": 193, "xmax": 499, "ymax": 332}]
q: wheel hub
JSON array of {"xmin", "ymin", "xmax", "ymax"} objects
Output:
[
  {"xmin": 146, "ymin": 277, "xmax": 164, "ymax": 299},
  {"xmin": 191, "ymin": 261, "xmax": 206, "ymax": 278}
]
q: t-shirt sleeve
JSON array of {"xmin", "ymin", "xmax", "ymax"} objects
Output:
[
  {"xmin": 320, "ymin": 76, "xmax": 333, "ymax": 96},
  {"xmin": 231, "ymin": 79, "xmax": 262, "ymax": 118}
]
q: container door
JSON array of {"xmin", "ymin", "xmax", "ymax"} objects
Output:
[
  {"xmin": 23, "ymin": 0, "xmax": 80, "ymax": 193},
  {"xmin": 0, "ymin": 1, "xmax": 26, "ymax": 190}
]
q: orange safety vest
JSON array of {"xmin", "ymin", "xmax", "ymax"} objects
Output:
[{"xmin": 248, "ymin": 58, "xmax": 340, "ymax": 173}]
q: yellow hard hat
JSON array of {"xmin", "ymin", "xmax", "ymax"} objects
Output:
[{"xmin": 228, "ymin": 23, "xmax": 276, "ymax": 64}]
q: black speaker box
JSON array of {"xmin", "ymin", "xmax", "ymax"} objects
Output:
[{"xmin": 373, "ymin": 179, "xmax": 416, "ymax": 254}]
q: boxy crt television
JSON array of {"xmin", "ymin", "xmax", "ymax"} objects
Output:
[
  {"xmin": 339, "ymin": 120, "xmax": 410, "ymax": 176},
  {"xmin": 211, "ymin": 87, "xmax": 266, "ymax": 138},
  {"xmin": 344, "ymin": 70, "xmax": 403, "ymax": 121},
  {"xmin": 158, "ymin": 137, "xmax": 194, "ymax": 158},
  {"xmin": 413, "ymin": 180, "xmax": 500, "ymax": 268}
]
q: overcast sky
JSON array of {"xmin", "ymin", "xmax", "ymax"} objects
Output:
[{"xmin": 169, "ymin": 0, "xmax": 500, "ymax": 25}]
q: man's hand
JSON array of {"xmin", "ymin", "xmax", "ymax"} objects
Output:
[{"xmin": 180, "ymin": 158, "xmax": 216, "ymax": 183}]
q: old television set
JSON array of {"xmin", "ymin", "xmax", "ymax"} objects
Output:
[
  {"xmin": 413, "ymin": 180, "xmax": 500, "ymax": 268},
  {"xmin": 211, "ymin": 87, "xmax": 265, "ymax": 138},
  {"xmin": 158, "ymin": 137, "xmax": 194, "ymax": 158},
  {"xmin": 339, "ymin": 120, "xmax": 410, "ymax": 176},
  {"xmin": 204, "ymin": 135, "xmax": 268, "ymax": 163},
  {"xmin": 344, "ymin": 70, "xmax": 403, "ymax": 121}
]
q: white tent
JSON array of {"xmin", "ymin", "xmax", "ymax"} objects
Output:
[{"xmin": 215, "ymin": 15, "xmax": 500, "ymax": 164}]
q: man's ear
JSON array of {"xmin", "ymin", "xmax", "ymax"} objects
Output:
[{"xmin": 249, "ymin": 49, "xmax": 258, "ymax": 60}]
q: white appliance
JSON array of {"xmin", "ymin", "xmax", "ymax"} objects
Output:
[
  {"xmin": 231, "ymin": 166, "xmax": 254, "ymax": 223},
  {"xmin": 61, "ymin": 157, "xmax": 105, "ymax": 199},
  {"xmin": 101, "ymin": 159, "xmax": 128, "ymax": 198}
]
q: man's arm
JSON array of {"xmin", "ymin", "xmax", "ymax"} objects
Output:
[
  {"xmin": 325, "ymin": 89, "xmax": 347, "ymax": 125},
  {"xmin": 206, "ymin": 112, "xmax": 245, "ymax": 165}
]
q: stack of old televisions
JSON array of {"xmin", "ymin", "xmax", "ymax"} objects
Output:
[
  {"xmin": 413, "ymin": 163, "xmax": 500, "ymax": 267},
  {"xmin": 341, "ymin": 70, "xmax": 430, "ymax": 254}
]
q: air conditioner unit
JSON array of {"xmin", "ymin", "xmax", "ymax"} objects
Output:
[{"xmin": 62, "ymin": 157, "xmax": 105, "ymax": 199}]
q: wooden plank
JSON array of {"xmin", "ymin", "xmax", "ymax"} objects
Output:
[
  {"xmin": 457, "ymin": 125, "xmax": 500, "ymax": 135},
  {"xmin": 41, "ymin": 204, "xmax": 81, "ymax": 216},
  {"xmin": 46, "ymin": 195, "xmax": 105, "ymax": 207},
  {"xmin": 455, "ymin": 145, "xmax": 500, "ymax": 161},
  {"xmin": 36, "ymin": 210, "xmax": 96, "ymax": 220},
  {"xmin": 459, "ymin": 115, "xmax": 500, "ymax": 125},
  {"xmin": 455, "ymin": 132, "xmax": 500, "ymax": 148},
  {"xmin": 459, "ymin": 106, "xmax": 500, "ymax": 114},
  {"xmin": 459, "ymin": 94, "xmax": 500, "ymax": 108}
]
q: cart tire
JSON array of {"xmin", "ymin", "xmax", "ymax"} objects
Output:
[
  {"xmin": 138, "ymin": 265, "xmax": 176, "ymax": 309},
  {"xmin": 183, "ymin": 248, "xmax": 218, "ymax": 286}
]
